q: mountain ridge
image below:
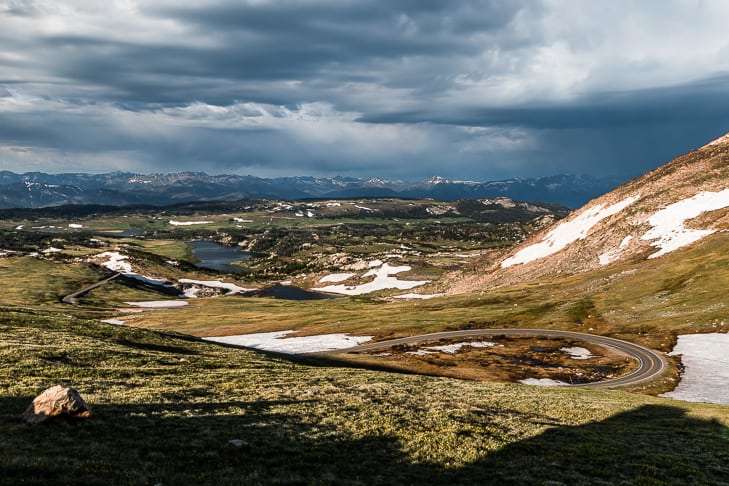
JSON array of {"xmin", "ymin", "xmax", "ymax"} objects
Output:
[{"xmin": 0, "ymin": 170, "xmax": 622, "ymax": 209}]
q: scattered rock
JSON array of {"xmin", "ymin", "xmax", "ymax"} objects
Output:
[{"xmin": 23, "ymin": 385, "xmax": 92, "ymax": 424}]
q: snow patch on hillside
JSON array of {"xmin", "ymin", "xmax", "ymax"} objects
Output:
[
  {"xmin": 501, "ymin": 195, "xmax": 640, "ymax": 268},
  {"xmin": 393, "ymin": 293, "xmax": 445, "ymax": 300},
  {"xmin": 124, "ymin": 300, "xmax": 189, "ymax": 308},
  {"xmin": 660, "ymin": 333, "xmax": 729, "ymax": 405},
  {"xmin": 407, "ymin": 341, "xmax": 495, "ymax": 356},
  {"xmin": 641, "ymin": 190, "xmax": 729, "ymax": 259},
  {"xmin": 519, "ymin": 378, "xmax": 567, "ymax": 387},
  {"xmin": 94, "ymin": 251, "xmax": 179, "ymax": 291},
  {"xmin": 95, "ymin": 251, "xmax": 132, "ymax": 273},
  {"xmin": 312, "ymin": 262, "xmax": 428, "ymax": 295},
  {"xmin": 598, "ymin": 235, "xmax": 634, "ymax": 265},
  {"xmin": 204, "ymin": 330, "xmax": 372, "ymax": 354},
  {"xmin": 178, "ymin": 278, "xmax": 253, "ymax": 297},
  {"xmin": 169, "ymin": 220, "xmax": 212, "ymax": 226},
  {"xmin": 562, "ymin": 346, "xmax": 592, "ymax": 360}
]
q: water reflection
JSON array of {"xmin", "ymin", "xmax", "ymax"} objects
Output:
[{"xmin": 190, "ymin": 240, "xmax": 252, "ymax": 273}]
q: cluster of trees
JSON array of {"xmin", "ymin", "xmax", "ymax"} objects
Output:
[{"xmin": 0, "ymin": 230, "xmax": 95, "ymax": 252}]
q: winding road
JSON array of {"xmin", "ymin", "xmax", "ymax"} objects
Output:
[{"xmin": 325, "ymin": 328, "xmax": 668, "ymax": 389}]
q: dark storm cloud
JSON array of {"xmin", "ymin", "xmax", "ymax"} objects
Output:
[
  {"xmin": 25, "ymin": 0, "xmax": 530, "ymax": 106},
  {"xmin": 356, "ymin": 74, "xmax": 729, "ymax": 177},
  {"xmin": 360, "ymin": 74, "xmax": 729, "ymax": 128},
  {"xmin": 1, "ymin": 0, "xmax": 729, "ymax": 180}
]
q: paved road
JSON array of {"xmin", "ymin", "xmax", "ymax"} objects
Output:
[
  {"xmin": 325, "ymin": 328, "xmax": 668, "ymax": 389},
  {"xmin": 62, "ymin": 272, "xmax": 121, "ymax": 304}
]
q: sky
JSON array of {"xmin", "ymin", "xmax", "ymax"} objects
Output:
[{"xmin": 2, "ymin": 0, "xmax": 729, "ymax": 182}]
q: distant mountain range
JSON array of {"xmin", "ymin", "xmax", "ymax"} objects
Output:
[{"xmin": 0, "ymin": 171, "xmax": 623, "ymax": 209}]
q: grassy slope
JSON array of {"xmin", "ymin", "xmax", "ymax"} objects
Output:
[
  {"xmin": 1, "ymin": 309, "xmax": 728, "ymax": 485},
  {"xmin": 0, "ymin": 257, "xmax": 100, "ymax": 306}
]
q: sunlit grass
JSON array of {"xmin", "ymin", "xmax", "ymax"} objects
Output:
[{"xmin": 0, "ymin": 257, "xmax": 99, "ymax": 306}]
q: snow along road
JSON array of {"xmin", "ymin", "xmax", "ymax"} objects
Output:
[{"xmin": 320, "ymin": 329, "xmax": 668, "ymax": 389}]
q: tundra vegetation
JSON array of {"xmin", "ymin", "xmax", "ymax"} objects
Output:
[{"xmin": 1, "ymin": 197, "xmax": 728, "ymax": 484}]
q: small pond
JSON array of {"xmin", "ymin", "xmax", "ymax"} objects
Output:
[
  {"xmin": 188, "ymin": 241, "xmax": 341, "ymax": 300},
  {"xmin": 190, "ymin": 240, "xmax": 253, "ymax": 273}
]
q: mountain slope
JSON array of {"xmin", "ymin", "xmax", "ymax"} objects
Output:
[{"xmin": 454, "ymin": 131, "xmax": 729, "ymax": 290}]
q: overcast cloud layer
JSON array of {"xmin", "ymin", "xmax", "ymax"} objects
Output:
[{"xmin": 1, "ymin": 0, "xmax": 729, "ymax": 181}]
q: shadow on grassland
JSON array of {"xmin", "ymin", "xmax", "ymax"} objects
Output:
[
  {"xmin": 468, "ymin": 403, "xmax": 729, "ymax": 484},
  {"xmin": 0, "ymin": 397, "xmax": 726, "ymax": 485}
]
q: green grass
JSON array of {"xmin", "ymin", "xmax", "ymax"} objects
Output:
[
  {"xmin": 134, "ymin": 240, "xmax": 193, "ymax": 262},
  {"xmin": 1, "ymin": 308, "xmax": 727, "ymax": 484},
  {"xmin": 0, "ymin": 257, "xmax": 100, "ymax": 306}
]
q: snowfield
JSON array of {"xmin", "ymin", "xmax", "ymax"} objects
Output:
[
  {"xmin": 312, "ymin": 262, "xmax": 429, "ymax": 296},
  {"xmin": 641, "ymin": 189, "xmax": 729, "ymax": 259},
  {"xmin": 505, "ymin": 189, "xmax": 729, "ymax": 268},
  {"xmin": 204, "ymin": 330, "xmax": 372, "ymax": 354},
  {"xmin": 598, "ymin": 235, "xmax": 633, "ymax": 266},
  {"xmin": 392, "ymin": 293, "xmax": 445, "ymax": 300},
  {"xmin": 562, "ymin": 346, "xmax": 593, "ymax": 360},
  {"xmin": 124, "ymin": 300, "xmax": 189, "ymax": 308},
  {"xmin": 406, "ymin": 341, "xmax": 496, "ymax": 355},
  {"xmin": 660, "ymin": 333, "xmax": 729, "ymax": 405},
  {"xmin": 100, "ymin": 319, "xmax": 126, "ymax": 325},
  {"xmin": 124, "ymin": 300, "xmax": 187, "ymax": 309},
  {"xmin": 169, "ymin": 220, "xmax": 212, "ymax": 226},
  {"xmin": 178, "ymin": 278, "xmax": 253, "ymax": 297},
  {"xmin": 501, "ymin": 195, "xmax": 640, "ymax": 267},
  {"xmin": 519, "ymin": 378, "xmax": 567, "ymax": 387},
  {"xmin": 95, "ymin": 251, "xmax": 133, "ymax": 273},
  {"xmin": 94, "ymin": 251, "xmax": 179, "ymax": 290}
]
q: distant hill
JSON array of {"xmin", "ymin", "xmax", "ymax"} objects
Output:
[{"xmin": 0, "ymin": 170, "xmax": 621, "ymax": 209}]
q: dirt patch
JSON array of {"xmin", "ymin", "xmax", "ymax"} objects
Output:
[{"xmin": 358, "ymin": 336, "xmax": 637, "ymax": 385}]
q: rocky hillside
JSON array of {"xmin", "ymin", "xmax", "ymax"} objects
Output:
[{"xmin": 455, "ymin": 131, "xmax": 729, "ymax": 290}]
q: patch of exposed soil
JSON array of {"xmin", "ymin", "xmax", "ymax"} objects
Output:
[{"xmin": 359, "ymin": 336, "xmax": 637, "ymax": 385}]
